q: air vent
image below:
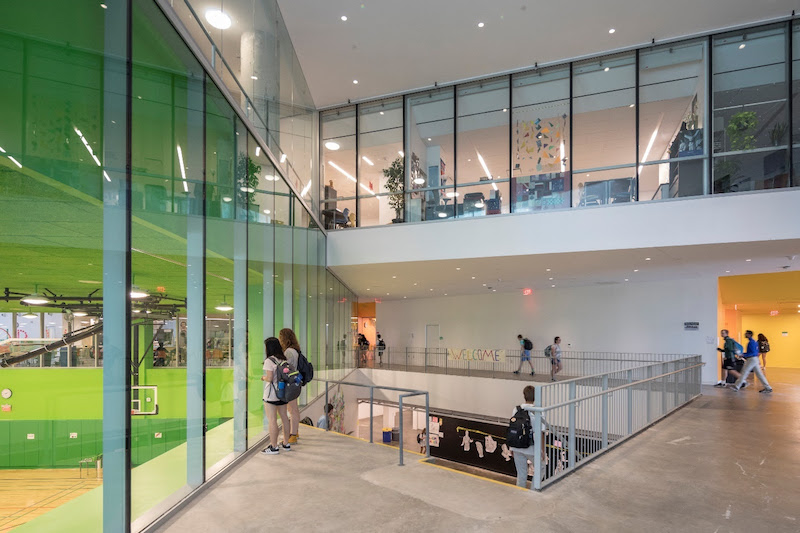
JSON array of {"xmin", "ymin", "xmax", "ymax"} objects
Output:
[{"xmin": 595, "ymin": 281, "xmax": 620, "ymax": 285}]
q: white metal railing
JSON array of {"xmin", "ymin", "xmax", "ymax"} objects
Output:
[{"xmin": 525, "ymin": 355, "xmax": 703, "ymax": 489}]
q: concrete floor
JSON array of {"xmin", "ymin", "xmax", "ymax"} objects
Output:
[{"xmin": 155, "ymin": 368, "xmax": 800, "ymax": 533}]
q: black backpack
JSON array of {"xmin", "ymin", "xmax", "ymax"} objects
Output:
[
  {"xmin": 271, "ymin": 356, "xmax": 302, "ymax": 402},
  {"xmin": 523, "ymin": 338, "xmax": 533, "ymax": 350},
  {"xmin": 296, "ymin": 349, "xmax": 314, "ymax": 385},
  {"xmin": 506, "ymin": 405, "xmax": 532, "ymax": 448}
]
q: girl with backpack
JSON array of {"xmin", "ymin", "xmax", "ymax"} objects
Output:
[
  {"xmin": 261, "ymin": 337, "xmax": 292, "ymax": 455},
  {"xmin": 757, "ymin": 333, "xmax": 770, "ymax": 371},
  {"xmin": 279, "ymin": 328, "xmax": 303, "ymax": 444}
]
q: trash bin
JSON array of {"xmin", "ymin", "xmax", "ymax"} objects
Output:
[
  {"xmin": 382, "ymin": 428, "xmax": 392, "ymax": 443},
  {"xmin": 391, "ymin": 428, "xmax": 400, "ymax": 442}
]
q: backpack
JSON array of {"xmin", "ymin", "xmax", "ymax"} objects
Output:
[
  {"xmin": 270, "ymin": 356, "xmax": 302, "ymax": 402},
  {"xmin": 506, "ymin": 405, "xmax": 532, "ymax": 448},
  {"xmin": 523, "ymin": 338, "xmax": 533, "ymax": 350},
  {"xmin": 760, "ymin": 341, "xmax": 770, "ymax": 353},
  {"xmin": 296, "ymin": 350, "xmax": 314, "ymax": 385},
  {"xmin": 377, "ymin": 339, "xmax": 386, "ymax": 350},
  {"xmin": 544, "ymin": 345, "xmax": 552, "ymax": 358},
  {"xmin": 732, "ymin": 340, "xmax": 743, "ymax": 356}
]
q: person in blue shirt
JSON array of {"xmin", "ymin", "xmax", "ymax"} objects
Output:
[
  {"xmin": 317, "ymin": 403, "xmax": 332, "ymax": 430},
  {"xmin": 731, "ymin": 330, "xmax": 773, "ymax": 393}
]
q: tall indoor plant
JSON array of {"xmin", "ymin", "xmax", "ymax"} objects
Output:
[{"xmin": 383, "ymin": 156, "xmax": 405, "ymax": 223}]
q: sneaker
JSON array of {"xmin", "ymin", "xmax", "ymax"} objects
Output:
[
  {"xmin": 513, "ymin": 371, "xmax": 520, "ymax": 375},
  {"xmin": 288, "ymin": 434, "xmax": 298, "ymax": 444},
  {"xmin": 261, "ymin": 445, "xmax": 280, "ymax": 455},
  {"xmin": 713, "ymin": 382, "xmax": 725, "ymax": 388},
  {"xmin": 280, "ymin": 443, "xmax": 292, "ymax": 451},
  {"xmin": 530, "ymin": 371, "xmax": 536, "ymax": 376},
  {"xmin": 759, "ymin": 388, "xmax": 773, "ymax": 394},
  {"xmin": 741, "ymin": 382, "xmax": 748, "ymax": 389},
  {"xmin": 551, "ymin": 377, "xmax": 557, "ymax": 382}
]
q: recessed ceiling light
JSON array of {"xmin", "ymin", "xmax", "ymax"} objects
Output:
[
  {"xmin": 739, "ymin": 43, "xmax": 746, "ymax": 49},
  {"xmin": 427, "ymin": 138, "xmax": 432, "ymax": 141},
  {"xmin": 205, "ymin": 9, "xmax": 232, "ymax": 30},
  {"xmin": 430, "ymin": 288, "xmax": 434, "ymax": 291},
  {"xmin": 549, "ymin": 277, "xmax": 553, "ymax": 280},
  {"xmin": 604, "ymin": 67, "xmax": 610, "ymax": 72},
  {"xmin": 222, "ymin": 196, "xmax": 232, "ymax": 202},
  {"xmin": 414, "ymin": 282, "xmax": 418, "ymax": 286},
  {"xmin": 609, "ymin": 28, "xmax": 616, "ymax": 34},
  {"xmin": 386, "ymin": 293, "xmax": 390, "ymax": 296},
  {"xmin": 502, "ymin": 108, "xmax": 507, "ymax": 112},
  {"xmin": 725, "ymin": 270, "xmax": 731, "ymax": 273},
  {"xmin": 398, "ymin": 150, "xmax": 404, "ymax": 157},
  {"xmin": 414, "ymin": 177, "xmax": 425, "ymax": 184},
  {"xmin": 478, "ymin": 22, "xmax": 485, "ymax": 28},
  {"xmin": 645, "ymin": 257, "xmax": 651, "ymax": 261},
  {"xmin": 624, "ymin": 278, "xmax": 629, "ymax": 282},
  {"xmin": 240, "ymin": 186, "xmax": 254, "ymax": 193},
  {"xmin": 366, "ymin": 288, "xmax": 370, "ymax": 291},
  {"xmin": 546, "ymin": 268, "xmax": 551, "ymax": 272},
  {"xmin": 353, "ymin": 79, "xmax": 358, "ymax": 84},
  {"xmin": 482, "ymin": 283, "xmax": 487, "ymax": 286},
  {"xmin": 325, "ymin": 141, "xmax": 340, "ymax": 151},
  {"xmin": 551, "ymin": 284, "xmax": 556, "ymax": 288},
  {"xmin": 341, "ymin": 15, "xmax": 348, "ymax": 21},
  {"xmin": 629, "ymin": 104, "xmax": 635, "ymax": 108},
  {"xmin": 403, "ymin": 296, "xmax": 407, "ymax": 299},
  {"xmin": 100, "ymin": 3, "xmax": 107, "ymax": 8},
  {"xmin": 456, "ymin": 267, "xmax": 461, "ymax": 270},
  {"xmin": 379, "ymin": 111, "xmax": 385, "ymax": 115},
  {"xmin": 437, "ymin": 211, "xmax": 447, "ymax": 218},
  {"xmin": 633, "ymin": 269, "xmax": 639, "ymax": 272},
  {"xmin": 251, "ymin": 75, "xmax": 258, "ymax": 80},
  {"xmin": 263, "ymin": 209, "xmax": 271, "ymax": 214},
  {"xmin": 745, "ymin": 259, "xmax": 752, "ymax": 262}
]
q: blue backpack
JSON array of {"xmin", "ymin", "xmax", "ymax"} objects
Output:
[{"xmin": 732, "ymin": 340, "xmax": 743, "ymax": 356}]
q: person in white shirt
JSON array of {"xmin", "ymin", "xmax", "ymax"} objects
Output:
[
  {"xmin": 549, "ymin": 336, "xmax": 563, "ymax": 382},
  {"xmin": 279, "ymin": 328, "xmax": 303, "ymax": 444},
  {"xmin": 509, "ymin": 385, "xmax": 547, "ymax": 488}
]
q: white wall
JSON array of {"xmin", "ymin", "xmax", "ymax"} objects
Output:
[
  {"xmin": 328, "ymin": 188, "xmax": 800, "ymax": 267},
  {"xmin": 376, "ymin": 277, "xmax": 719, "ymax": 383}
]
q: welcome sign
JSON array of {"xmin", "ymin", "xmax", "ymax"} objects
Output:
[{"xmin": 446, "ymin": 348, "xmax": 506, "ymax": 363}]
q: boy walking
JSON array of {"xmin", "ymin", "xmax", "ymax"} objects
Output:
[
  {"xmin": 714, "ymin": 329, "xmax": 742, "ymax": 388},
  {"xmin": 514, "ymin": 334, "xmax": 535, "ymax": 376}
]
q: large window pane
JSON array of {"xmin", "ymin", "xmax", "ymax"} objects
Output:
[
  {"xmin": 713, "ymin": 25, "xmax": 789, "ymax": 193},
  {"xmin": 406, "ymin": 88, "xmax": 455, "ymax": 222},
  {"xmin": 639, "ymin": 40, "xmax": 707, "ymax": 201},
  {"xmin": 321, "ymin": 107, "xmax": 356, "ymax": 227},
  {"xmin": 573, "ymin": 53, "xmax": 636, "ymax": 203},
  {"xmin": 792, "ymin": 21, "xmax": 800, "ymax": 186},
  {"xmin": 457, "ymin": 78, "xmax": 510, "ymax": 215},
  {"xmin": 359, "ymin": 98, "xmax": 404, "ymax": 226},
  {"xmin": 511, "ymin": 67, "xmax": 571, "ymax": 212}
]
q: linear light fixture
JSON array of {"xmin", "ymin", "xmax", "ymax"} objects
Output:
[
  {"xmin": 328, "ymin": 161, "xmax": 356, "ymax": 182},
  {"xmin": 359, "ymin": 182, "xmax": 376, "ymax": 196},
  {"xmin": 255, "ymin": 146, "xmax": 260, "ymax": 157},
  {"xmin": 176, "ymin": 145, "xmax": 189, "ymax": 192},
  {"xmin": 8, "ymin": 156, "xmax": 22, "ymax": 168},
  {"xmin": 279, "ymin": 153, "xmax": 287, "ymax": 163},
  {"xmin": 301, "ymin": 180, "xmax": 312, "ymax": 198},
  {"xmin": 74, "ymin": 127, "xmax": 101, "ymax": 167},
  {"xmin": 362, "ymin": 156, "xmax": 374, "ymax": 166},
  {"xmin": 638, "ymin": 115, "xmax": 663, "ymax": 173},
  {"xmin": 477, "ymin": 151, "xmax": 493, "ymax": 180}
]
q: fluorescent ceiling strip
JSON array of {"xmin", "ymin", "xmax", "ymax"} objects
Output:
[
  {"xmin": 103, "ymin": 171, "xmax": 111, "ymax": 182},
  {"xmin": 255, "ymin": 146, "xmax": 261, "ymax": 156},
  {"xmin": 301, "ymin": 180, "xmax": 312, "ymax": 197},
  {"xmin": 560, "ymin": 141, "xmax": 566, "ymax": 173},
  {"xmin": 74, "ymin": 126, "xmax": 101, "ymax": 167},
  {"xmin": 0, "ymin": 146, "xmax": 6, "ymax": 153},
  {"xmin": 359, "ymin": 182, "xmax": 376, "ymax": 195},
  {"xmin": 477, "ymin": 152, "xmax": 493, "ymax": 180},
  {"xmin": 328, "ymin": 161, "xmax": 356, "ymax": 182},
  {"xmin": 362, "ymin": 156, "xmax": 374, "ymax": 166},
  {"xmin": 280, "ymin": 153, "xmax": 287, "ymax": 163},
  {"xmin": 638, "ymin": 115, "xmax": 663, "ymax": 173},
  {"xmin": 491, "ymin": 182, "xmax": 498, "ymax": 191},
  {"xmin": 8, "ymin": 156, "xmax": 22, "ymax": 168},
  {"xmin": 176, "ymin": 145, "xmax": 189, "ymax": 192}
]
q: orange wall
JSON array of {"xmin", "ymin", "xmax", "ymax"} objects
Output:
[{"xmin": 742, "ymin": 313, "xmax": 800, "ymax": 369}]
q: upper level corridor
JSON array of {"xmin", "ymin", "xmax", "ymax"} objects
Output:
[{"xmin": 153, "ymin": 368, "xmax": 800, "ymax": 533}]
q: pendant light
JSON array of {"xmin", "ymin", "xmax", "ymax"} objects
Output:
[{"xmin": 21, "ymin": 284, "xmax": 50, "ymax": 305}]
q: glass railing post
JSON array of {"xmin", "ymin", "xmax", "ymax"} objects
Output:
[
  {"xmin": 568, "ymin": 381, "xmax": 576, "ymax": 469},
  {"xmin": 425, "ymin": 392, "xmax": 431, "ymax": 459},
  {"xmin": 369, "ymin": 386, "xmax": 374, "ymax": 443},
  {"xmin": 532, "ymin": 409, "xmax": 543, "ymax": 490},
  {"xmin": 398, "ymin": 395, "xmax": 405, "ymax": 466},
  {"xmin": 627, "ymin": 369, "xmax": 633, "ymax": 435},
  {"xmin": 324, "ymin": 381, "xmax": 329, "ymax": 432},
  {"xmin": 601, "ymin": 375, "xmax": 609, "ymax": 449}
]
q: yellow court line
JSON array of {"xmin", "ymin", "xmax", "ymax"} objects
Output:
[{"xmin": 417, "ymin": 457, "xmax": 529, "ymax": 491}]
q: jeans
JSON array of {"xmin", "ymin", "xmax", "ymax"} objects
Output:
[
  {"xmin": 512, "ymin": 448, "xmax": 535, "ymax": 488},
  {"xmin": 734, "ymin": 357, "xmax": 771, "ymax": 390}
]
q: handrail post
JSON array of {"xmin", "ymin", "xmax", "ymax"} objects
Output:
[
  {"xmin": 324, "ymin": 381, "xmax": 329, "ymax": 432},
  {"xmin": 568, "ymin": 381, "xmax": 576, "ymax": 469},
  {"xmin": 398, "ymin": 395, "xmax": 405, "ymax": 466},
  {"xmin": 425, "ymin": 392, "xmax": 431, "ymax": 459},
  {"xmin": 626, "ymin": 369, "xmax": 633, "ymax": 436},
  {"xmin": 369, "ymin": 387, "xmax": 374, "ymax": 443},
  {"xmin": 405, "ymin": 346, "xmax": 408, "ymax": 371},
  {"xmin": 424, "ymin": 348, "xmax": 428, "ymax": 372},
  {"xmin": 673, "ymin": 361, "xmax": 679, "ymax": 410},
  {"xmin": 661, "ymin": 362, "xmax": 667, "ymax": 416},
  {"xmin": 532, "ymin": 409, "xmax": 543, "ymax": 490},
  {"xmin": 646, "ymin": 365, "xmax": 652, "ymax": 424},
  {"xmin": 445, "ymin": 348, "xmax": 448, "ymax": 375},
  {"xmin": 601, "ymin": 375, "xmax": 608, "ymax": 449}
]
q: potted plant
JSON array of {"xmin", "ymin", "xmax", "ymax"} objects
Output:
[
  {"xmin": 726, "ymin": 111, "xmax": 757, "ymax": 151},
  {"xmin": 236, "ymin": 155, "xmax": 261, "ymax": 219},
  {"xmin": 769, "ymin": 121, "xmax": 788, "ymax": 146},
  {"xmin": 383, "ymin": 156, "xmax": 405, "ymax": 223}
]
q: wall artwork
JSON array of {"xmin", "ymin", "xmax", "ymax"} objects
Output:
[{"xmin": 515, "ymin": 114, "xmax": 568, "ymax": 173}]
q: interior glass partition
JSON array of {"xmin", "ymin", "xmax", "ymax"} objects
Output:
[
  {"xmin": 712, "ymin": 25, "xmax": 789, "ymax": 193},
  {"xmin": 572, "ymin": 53, "xmax": 637, "ymax": 207},
  {"xmin": 358, "ymin": 98, "xmax": 404, "ymax": 226},
  {"xmin": 456, "ymin": 78, "xmax": 510, "ymax": 217},
  {"xmin": 321, "ymin": 107, "xmax": 357, "ymax": 228},
  {"xmin": 638, "ymin": 40, "xmax": 707, "ymax": 201},
  {"xmin": 794, "ymin": 21, "xmax": 800, "ymax": 184},
  {"xmin": 511, "ymin": 67, "xmax": 571, "ymax": 212},
  {"xmin": 406, "ymin": 87, "xmax": 456, "ymax": 222}
]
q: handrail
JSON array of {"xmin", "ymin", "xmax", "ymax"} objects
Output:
[
  {"xmin": 525, "ymin": 361, "xmax": 705, "ymax": 412},
  {"xmin": 321, "ymin": 379, "xmax": 430, "ymax": 466}
]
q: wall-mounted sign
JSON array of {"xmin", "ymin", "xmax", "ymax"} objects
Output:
[
  {"xmin": 684, "ymin": 322, "xmax": 699, "ymax": 331},
  {"xmin": 1, "ymin": 405, "xmax": 10, "ymax": 412},
  {"xmin": 770, "ymin": 310, "xmax": 779, "ymax": 316},
  {"xmin": 69, "ymin": 432, "xmax": 78, "ymax": 439},
  {"xmin": 27, "ymin": 434, "xmax": 35, "ymax": 440},
  {"xmin": 154, "ymin": 432, "xmax": 162, "ymax": 439},
  {"xmin": 447, "ymin": 348, "xmax": 506, "ymax": 362},
  {"xmin": 522, "ymin": 288, "xmax": 533, "ymax": 296},
  {"xmin": 782, "ymin": 331, "xmax": 789, "ymax": 337}
]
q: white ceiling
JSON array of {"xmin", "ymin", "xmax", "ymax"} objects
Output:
[
  {"xmin": 277, "ymin": 0, "xmax": 796, "ymax": 108},
  {"xmin": 328, "ymin": 240, "xmax": 800, "ymax": 301}
]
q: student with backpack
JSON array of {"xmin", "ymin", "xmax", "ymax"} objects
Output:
[
  {"xmin": 376, "ymin": 333, "xmax": 386, "ymax": 366},
  {"xmin": 731, "ymin": 330, "xmax": 773, "ymax": 393},
  {"xmin": 507, "ymin": 385, "xmax": 546, "ymax": 488},
  {"xmin": 513, "ymin": 334, "xmax": 535, "ymax": 376},
  {"xmin": 280, "ymin": 328, "xmax": 313, "ymax": 444},
  {"xmin": 757, "ymin": 333, "xmax": 770, "ymax": 371},
  {"xmin": 547, "ymin": 336, "xmax": 563, "ymax": 382},
  {"xmin": 714, "ymin": 329, "xmax": 743, "ymax": 388},
  {"xmin": 261, "ymin": 337, "xmax": 298, "ymax": 455}
]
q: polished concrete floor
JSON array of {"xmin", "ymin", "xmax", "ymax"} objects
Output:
[{"xmin": 155, "ymin": 368, "xmax": 800, "ymax": 533}]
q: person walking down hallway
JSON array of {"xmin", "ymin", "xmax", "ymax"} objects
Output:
[
  {"xmin": 732, "ymin": 330, "xmax": 773, "ymax": 393},
  {"xmin": 714, "ymin": 329, "xmax": 742, "ymax": 388},
  {"xmin": 548, "ymin": 337, "xmax": 562, "ymax": 382},
  {"xmin": 513, "ymin": 335, "xmax": 535, "ymax": 376},
  {"xmin": 757, "ymin": 333, "xmax": 770, "ymax": 371},
  {"xmin": 509, "ymin": 386, "xmax": 546, "ymax": 488}
]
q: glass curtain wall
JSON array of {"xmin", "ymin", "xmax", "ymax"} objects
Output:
[
  {"xmin": 358, "ymin": 98, "xmax": 404, "ymax": 226},
  {"xmin": 456, "ymin": 78, "xmax": 510, "ymax": 217},
  {"xmin": 712, "ymin": 25, "xmax": 790, "ymax": 192},
  {"xmin": 0, "ymin": 1, "xmax": 352, "ymax": 531},
  {"xmin": 321, "ymin": 107, "xmax": 357, "ymax": 228},
  {"xmin": 512, "ymin": 67, "xmax": 571, "ymax": 212},
  {"xmin": 794, "ymin": 21, "xmax": 800, "ymax": 182}
]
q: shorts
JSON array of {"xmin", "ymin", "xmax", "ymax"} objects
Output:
[
  {"xmin": 721, "ymin": 359, "xmax": 736, "ymax": 370},
  {"xmin": 521, "ymin": 349, "xmax": 531, "ymax": 361},
  {"xmin": 550, "ymin": 357, "xmax": 561, "ymax": 365}
]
